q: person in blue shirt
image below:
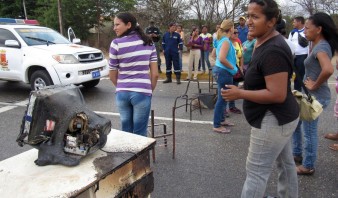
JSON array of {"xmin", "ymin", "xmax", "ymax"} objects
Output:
[
  {"xmin": 237, "ymin": 16, "xmax": 249, "ymax": 43},
  {"xmin": 162, "ymin": 22, "xmax": 183, "ymax": 84}
]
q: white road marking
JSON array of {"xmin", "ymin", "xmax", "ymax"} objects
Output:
[
  {"xmin": 95, "ymin": 111, "xmax": 213, "ymax": 125},
  {"xmin": 0, "ymin": 99, "xmax": 29, "ymax": 113},
  {"xmin": 0, "ymin": 106, "xmax": 17, "ymax": 113}
]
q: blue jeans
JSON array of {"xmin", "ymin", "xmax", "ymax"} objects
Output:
[
  {"xmin": 292, "ymin": 98, "xmax": 330, "ymax": 169},
  {"xmin": 199, "ymin": 50, "xmax": 211, "ymax": 71},
  {"xmin": 116, "ymin": 91, "xmax": 152, "ymax": 137},
  {"xmin": 212, "ymin": 66, "xmax": 233, "ymax": 128},
  {"xmin": 242, "ymin": 111, "xmax": 299, "ymax": 198}
]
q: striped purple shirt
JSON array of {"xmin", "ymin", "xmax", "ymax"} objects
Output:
[{"xmin": 109, "ymin": 33, "xmax": 157, "ymax": 96}]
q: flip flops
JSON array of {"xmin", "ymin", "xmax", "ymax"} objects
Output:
[
  {"xmin": 213, "ymin": 127, "xmax": 231, "ymax": 134},
  {"xmin": 329, "ymin": 143, "xmax": 338, "ymax": 151},
  {"xmin": 221, "ymin": 121, "xmax": 235, "ymax": 127},
  {"xmin": 324, "ymin": 133, "xmax": 338, "ymax": 141}
]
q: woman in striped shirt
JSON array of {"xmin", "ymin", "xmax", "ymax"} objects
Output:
[{"xmin": 109, "ymin": 12, "xmax": 159, "ymax": 136}]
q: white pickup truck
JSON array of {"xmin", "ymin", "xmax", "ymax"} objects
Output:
[{"xmin": 0, "ymin": 19, "xmax": 109, "ymax": 90}]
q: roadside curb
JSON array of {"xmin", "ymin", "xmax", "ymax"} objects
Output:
[{"xmin": 158, "ymin": 71, "xmax": 212, "ymax": 81}]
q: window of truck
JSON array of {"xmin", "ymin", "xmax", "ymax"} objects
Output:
[{"xmin": 15, "ymin": 28, "xmax": 70, "ymax": 46}]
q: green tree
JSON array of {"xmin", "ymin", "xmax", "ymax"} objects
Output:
[
  {"xmin": 0, "ymin": 0, "xmax": 38, "ymax": 19},
  {"xmin": 1, "ymin": 0, "xmax": 136, "ymax": 40}
]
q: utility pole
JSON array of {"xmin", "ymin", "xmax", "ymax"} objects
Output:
[
  {"xmin": 23, "ymin": 0, "xmax": 27, "ymax": 19},
  {"xmin": 57, "ymin": 0, "xmax": 64, "ymax": 35},
  {"xmin": 96, "ymin": 1, "xmax": 101, "ymax": 47}
]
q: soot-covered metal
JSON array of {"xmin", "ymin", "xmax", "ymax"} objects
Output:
[{"xmin": 16, "ymin": 85, "xmax": 111, "ymax": 166}]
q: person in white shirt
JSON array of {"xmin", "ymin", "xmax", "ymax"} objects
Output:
[{"xmin": 288, "ymin": 16, "xmax": 308, "ymax": 92}]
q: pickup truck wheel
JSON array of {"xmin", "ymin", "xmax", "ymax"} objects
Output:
[
  {"xmin": 30, "ymin": 70, "xmax": 53, "ymax": 90},
  {"xmin": 82, "ymin": 79, "xmax": 100, "ymax": 88}
]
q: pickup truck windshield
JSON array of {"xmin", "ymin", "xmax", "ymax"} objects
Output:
[{"xmin": 15, "ymin": 28, "xmax": 71, "ymax": 46}]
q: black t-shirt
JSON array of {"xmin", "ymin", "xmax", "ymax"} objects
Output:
[
  {"xmin": 145, "ymin": 26, "xmax": 161, "ymax": 42},
  {"xmin": 243, "ymin": 35, "xmax": 299, "ymax": 128}
]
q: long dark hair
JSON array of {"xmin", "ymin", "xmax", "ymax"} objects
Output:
[
  {"xmin": 249, "ymin": 0, "xmax": 282, "ymax": 25},
  {"xmin": 190, "ymin": 28, "xmax": 198, "ymax": 37},
  {"xmin": 115, "ymin": 12, "xmax": 153, "ymax": 46},
  {"xmin": 308, "ymin": 12, "xmax": 338, "ymax": 56}
]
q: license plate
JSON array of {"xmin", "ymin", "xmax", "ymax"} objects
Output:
[{"xmin": 91, "ymin": 70, "xmax": 100, "ymax": 79}]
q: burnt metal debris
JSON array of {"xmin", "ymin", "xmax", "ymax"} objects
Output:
[{"xmin": 16, "ymin": 85, "xmax": 111, "ymax": 166}]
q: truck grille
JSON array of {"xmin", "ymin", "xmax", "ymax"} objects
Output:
[
  {"xmin": 79, "ymin": 66, "xmax": 105, "ymax": 75},
  {"xmin": 78, "ymin": 52, "xmax": 103, "ymax": 63}
]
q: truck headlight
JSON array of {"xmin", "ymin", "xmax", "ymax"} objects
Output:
[{"xmin": 52, "ymin": 55, "xmax": 79, "ymax": 64}]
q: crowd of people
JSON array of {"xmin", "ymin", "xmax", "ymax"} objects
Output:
[{"xmin": 108, "ymin": 0, "xmax": 338, "ymax": 196}]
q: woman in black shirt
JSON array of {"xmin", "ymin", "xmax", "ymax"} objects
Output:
[{"xmin": 221, "ymin": 0, "xmax": 299, "ymax": 197}]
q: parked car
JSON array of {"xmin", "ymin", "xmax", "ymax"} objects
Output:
[{"xmin": 0, "ymin": 18, "xmax": 109, "ymax": 90}]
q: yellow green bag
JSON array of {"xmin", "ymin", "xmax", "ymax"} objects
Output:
[{"xmin": 292, "ymin": 90, "xmax": 323, "ymax": 121}]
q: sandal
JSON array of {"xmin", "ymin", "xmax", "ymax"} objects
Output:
[
  {"xmin": 213, "ymin": 127, "xmax": 231, "ymax": 134},
  {"xmin": 221, "ymin": 121, "xmax": 235, "ymax": 127},
  {"xmin": 324, "ymin": 133, "xmax": 338, "ymax": 141},
  {"xmin": 329, "ymin": 143, "xmax": 338, "ymax": 151},
  {"xmin": 296, "ymin": 165, "xmax": 315, "ymax": 175}
]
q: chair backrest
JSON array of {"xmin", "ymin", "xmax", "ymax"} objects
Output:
[{"xmin": 183, "ymin": 79, "xmax": 201, "ymax": 95}]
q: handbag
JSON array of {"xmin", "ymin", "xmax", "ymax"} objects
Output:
[
  {"xmin": 292, "ymin": 65, "xmax": 323, "ymax": 121},
  {"xmin": 292, "ymin": 90, "xmax": 323, "ymax": 121},
  {"xmin": 233, "ymin": 65, "xmax": 244, "ymax": 82}
]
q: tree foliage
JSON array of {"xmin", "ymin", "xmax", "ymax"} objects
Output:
[
  {"xmin": 136, "ymin": 0, "xmax": 189, "ymax": 30},
  {"xmin": 0, "ymin": 0, "xmax": 136, "ymax": 40},
  {"xmin": 0, "ymin": 0, "xmax": 336, "ymax": 43},
  {"xmin": 0, "ymin": 0, "xmax": 38, "ymax": 19},
  {"xmin": 290, "ymin": 0, "xmax": 338, "ymax": 15},
  {"xmin": 189, "ymin": 0, "xmax": 249, "ymax": 29}
]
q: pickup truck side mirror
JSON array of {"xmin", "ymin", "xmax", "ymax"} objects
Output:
[
  {"xmin": 5, "ymin": 40, "xmax": 21, "ymax": 48},
  {"xmin": 68, "ymin": 27, "xmax": 81, "ymax": 44},
  {"xmin": 72, "ymin": 38, "xmax": 81, "ymax": 44}
]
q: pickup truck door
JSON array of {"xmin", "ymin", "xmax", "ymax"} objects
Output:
[{"xmin": 0, "ymin": 28, "xmax": 24, "ymax": 81}]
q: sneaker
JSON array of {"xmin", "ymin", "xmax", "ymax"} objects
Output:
[{"xmin": 229, "ymin": 107, "xmax": 242, "ymax": 114}]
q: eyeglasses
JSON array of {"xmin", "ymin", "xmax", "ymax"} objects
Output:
[{"xmin": 234, "ymin": 32, "xmax": 239, "ymax": 34}]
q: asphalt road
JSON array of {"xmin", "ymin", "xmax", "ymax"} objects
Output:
[{"xmin": 0, "ymin": 72, "xmax": 337, "ymax": 197}]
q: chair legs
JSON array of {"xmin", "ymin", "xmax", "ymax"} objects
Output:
[{"xmin": 149, "ymin": 110, "xmax": 174, "ymax": 163}]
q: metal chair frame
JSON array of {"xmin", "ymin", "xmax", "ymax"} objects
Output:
[
  {"xmin": 148, "ymin": 110, "xmax": 175, "ymax": 162},
  {"xmin": 173, "ymin": 79, "xmax": 202, "ymax": 121}
]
